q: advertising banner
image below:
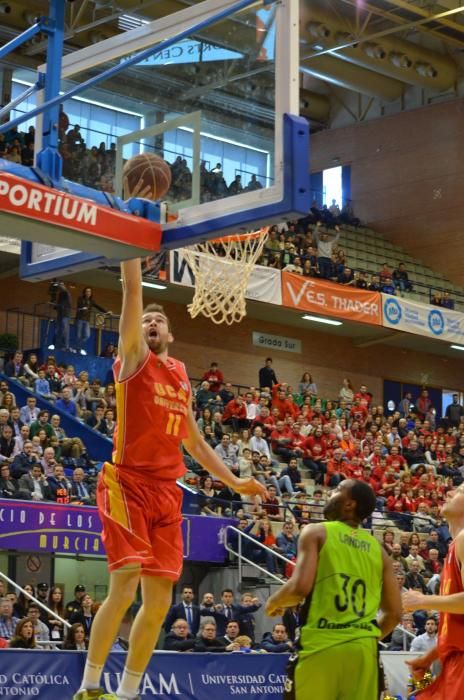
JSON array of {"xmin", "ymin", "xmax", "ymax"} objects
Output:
[
  {"xmin": 169, "ymin": 251, "xmax": 282, "ymax": 305},
  {"xmin": 382, "ymin": 294, "xmax": 464, "ymax": 342},
  {"xmin": 0, "ymin": 171, "xmax": 162, "ymax": 250},
  {"xmin": 0, "ymin": 650, "xmax": 409, "ymax": 698},
  {"xmin": 0, "ymin": 500, "xmax": 229, "ymax": 563},
  {"xmin": 282, "ymin": 272, "xmax": 382, "ymax": 325}
]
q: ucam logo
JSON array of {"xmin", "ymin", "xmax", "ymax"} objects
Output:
[
  {"xmin": 428, "ymin": 309, "xmax": 445, "ymax": 336},
  {"xmin": 384, "ymin": 297, "xmax": 402, "ymax": 325}
]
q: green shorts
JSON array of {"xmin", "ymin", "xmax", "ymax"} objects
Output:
[{"xmin": 288, "ymin": 638, "xmax": 380, "ymax": 700}]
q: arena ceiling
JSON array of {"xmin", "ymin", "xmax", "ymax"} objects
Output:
[{"xmin": 1, "ymin": 1, "xmax": 464, "ymax": 128}]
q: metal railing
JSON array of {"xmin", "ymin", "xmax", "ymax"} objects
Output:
[
  {"xmin": 224, "ymin": 525, "xmax": 295, "ymax": 584},
  {"xmin": 0, "ymin": 570, "xmax": 71, "ymax": 630},
  {"xmin": 1, "ymin": 302, "xmax": 120, "ymax": 354}
]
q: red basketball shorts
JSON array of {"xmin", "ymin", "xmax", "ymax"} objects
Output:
[
  {"xmin": 97, "ymin": 462, "xmax": 183, "ymax": 580},
  {"xmin": 417, "ymin": 653, "xmax": 464, "ymax": 700}
]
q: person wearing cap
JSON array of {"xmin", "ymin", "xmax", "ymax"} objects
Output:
[
  {"xmin": 36, "ymin": 583, "xmax": 50, "ymax": 624},
  {"xmin": 65, "ymin": 585, "xmax": 86, "ymax": 619}
]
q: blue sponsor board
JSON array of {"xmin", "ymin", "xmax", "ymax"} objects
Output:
[
  {"xmin": 0, "ymin": 651, "xmax": 288, "ymax": 699},
  {"xmin": 382, "ymin": 294, "xmax": 464, "ymax": 342}
]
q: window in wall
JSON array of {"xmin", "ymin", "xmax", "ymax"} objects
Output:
[
  {"xmin": 163, "ymin": 126, "xmax": 269, "ymax": 188},
  {"xmin": 322, "ymin": 165, "xmax": 342, "ymax": 207},
  {"xmin": 10, "ymin": 80, "xmax": 142, "ymax": 151},
  {"xmin": 442, "ymin": 389, "xmax": 463, "ymax": 418}
]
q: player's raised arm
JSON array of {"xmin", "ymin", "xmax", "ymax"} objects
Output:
[
  {"xmin": 403, "ymin": 530, "xmax": 464, "ymax": 614},
  {"xmin": 119, "ymin": 259, "xmax": 147, "ymax": 374},
  {"xmin": 378, "ymin": 548, "xmax": 402, "ymax": 639},
  {"xmin": 265, "ymin": 524, "xmax": 325, "ymax": 616},
  {"xmin": 182, "ymin": 402, "xmax": 267, "ymax": 500}
]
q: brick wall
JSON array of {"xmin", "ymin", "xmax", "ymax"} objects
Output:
[{"xmin": 311, "ymin": 98, "xmax": 464, "ymax": 286}]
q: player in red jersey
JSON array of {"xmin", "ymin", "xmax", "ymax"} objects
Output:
[
  {"xmin": 74, "ymin": 258, "xmax": 267, "ymax": 700},
  {"xmin": 403, "ymin": 485, "xmax": 464, "ymax": 699}
]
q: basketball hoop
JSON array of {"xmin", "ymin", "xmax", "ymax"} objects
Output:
[{"xmin": 178, "ymin": 227, "xmax": 269, "ymax": 325}]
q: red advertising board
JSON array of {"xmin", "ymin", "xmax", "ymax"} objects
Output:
[
  {"xmin": 282, "ymin": 272, "xmax": 382, "ymax": 325},
  {"xmin": 0, "ymin": 171, "xmax": 162, "ymax": 251}
]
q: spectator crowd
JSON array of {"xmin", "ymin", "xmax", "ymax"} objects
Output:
[{"xmin": 0, "ymin": 326, "xmax": 459, "ymax": 658}]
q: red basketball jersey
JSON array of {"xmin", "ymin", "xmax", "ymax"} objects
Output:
[
  {"xmin": 438, "ymin": 540, "xmax": 464, "ymax": 659},
  {"xmin": 112, "ymin": 352, "xmax": 190, "ymax": 479}
]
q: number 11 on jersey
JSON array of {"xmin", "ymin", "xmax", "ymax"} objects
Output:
[{"xmin": 166, "ymin": 412, "xmax": 181, "ymax": 435}]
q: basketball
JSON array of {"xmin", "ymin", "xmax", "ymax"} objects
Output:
[{"xmin": 122, "ymin": 152, "xmax": 172, "ymax": 200}]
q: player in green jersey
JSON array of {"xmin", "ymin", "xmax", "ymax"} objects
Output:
[{"xmin": 266, "ymin": 479, "xmax": 401, "ymax": 700}]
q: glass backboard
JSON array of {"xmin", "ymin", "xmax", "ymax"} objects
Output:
[{"xmin": 17, "ymin": 0, "xmax": 306, "ymax": 278}]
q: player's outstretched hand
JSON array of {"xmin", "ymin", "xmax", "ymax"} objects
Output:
[
  {"xmin": 265, "ymin": 597, "xmax": 285, "ymax": 618},
  {"xmin": 233, "ymin": 477, "xmax": 269, "ymax": 501},
  {"xmin": 402, "ymin": 590, "xmax": 427, "ymax": 612},
  {"xmin": 123, "ymin": 175, "xmax": 154, "ymax": 200},
  {"xmin": 406, "ymin": 656, "xmax": 429, "ymax": 682}
]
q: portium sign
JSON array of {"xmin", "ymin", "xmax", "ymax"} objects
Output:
[
  {"xmin": 282, "ymin": 272, "xmax": 382, "ymax": 325},
  {"xmin": 0, "ymin": 171, "xmax": 162, "ymax": 250}
]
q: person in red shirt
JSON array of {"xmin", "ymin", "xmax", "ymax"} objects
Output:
[
  {"xmin": 350, "ymin": 399, "xmax": 369, "ymax": 426},
  {"xmin": 73, "ymin": 257, "xmax": 265, "ymax": 700},
  {"xmin": 288, "ymin": 423, "xmax": 306, "ymax": 457},
  {"xmin": 387, "ymin": 445, "xmax": 407, "ymax": 473},
  {"xmin": 251, "ymin": 406, "xmax": 275, "ymax": 438},
  {"xmin": 360, "ymin": 466, "xmax": 380, "ymax": 493},
  {"xmin": 272, "ymin": 387, "xmax": 296, "ymax": 421},
  {"xmin": 270, "ymin": 420, "xmax": 296, "ymax": 462},
  {"xmin": 416, "ymin": 389, "xmax": 433, "ymax": 421},
  {"xmin": 353, "ymin": 384, "xmax": 372, "ymax": 406},
  {"xmin": 404, "ymin": 485, "xmax": 464, "ymax": 700},
  {"xmin": 202, "ymin": 362, "xmax": 224, "ymax": 394},
  {"xmin": 222, "ymin": 395, "xmax": 248, "ymax": 432},
  {"xmin": 348, "ymin": 455, "xmax": 364, "ymax": 480},
  {"xmin": 324, "ymin": 448, "xmax": 348, "ymax": 487}
]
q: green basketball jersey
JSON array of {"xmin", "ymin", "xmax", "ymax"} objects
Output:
[{"xmin": 298, "ymin": 521, "xmax": 383, "ymax": 657}]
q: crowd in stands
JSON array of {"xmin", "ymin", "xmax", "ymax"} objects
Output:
[
  {"xmin": 430, "ymin": 290, "xmax": 455, "ymax": 310},
  {"xmin": 1, "ymin": 112, "xmax": 267, "ymax": 203},
  {"xmin": 253, "ymin": 216, "xmax": 416, "ymax": 296},
  {"xmin": 0, "ymin": 576, "xmax": 294, "ymax": 654},
  {"xmin": 0, "ymin": 337, "xmax": 459, "ymax": 655},
  {"xmin": 0, "ymin": 580, "xmax": 129, "ymax": 651},
  {"xmin": 0, "ymin": 349, "xmax": 120, "ymax": 504},
  {"xmin": 0, "ymin": 344, "xmax": 457, "ymax": 656}
]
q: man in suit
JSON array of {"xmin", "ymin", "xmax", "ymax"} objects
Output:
[
  {"xmin": 213, "ymin": 588, "xmax": 262, "ymax": 637},
  {"xmin": 70, "ymin": 468, "xmax": 94, "ymax": 506},
  {"xmin": 8, "ymin": 407, "xmax": 24, "ymax": 438},
  {"xmin": 17, "ymin": 463, "xmax": 51, "ymax": 501},
  {"xmin": 163, "ymin": 585, "xmax": 200, "ymax": 636},
  {"xmin": 4, "ymin": 351, "xmax": 26, "ymax": 383},
  {"xmin": 282, "ymin": 605, "xmax": 300, "ymax": 642}
]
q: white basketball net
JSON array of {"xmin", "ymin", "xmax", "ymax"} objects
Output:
[{"xmin": 178, "ymin": 227, "xmax": 269, "ymax": 325}]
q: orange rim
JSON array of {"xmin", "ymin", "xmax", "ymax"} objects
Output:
[{"xmin": 210, "ymin": 226, "xmax": 269, "ymax": 245}]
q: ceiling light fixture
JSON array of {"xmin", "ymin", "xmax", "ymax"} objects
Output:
[
  {"xmin": 415, "ymin": 62, "xmax": 438, "ymax": 78},
  {"xmin": 389, "ymin": 52, "xmax": 412, "ymax": 69},
  {"xmin": 302, "ymin": 315, "xmax": 342, "ymax": 326},
  {"xmin": 362, "ymin": 43, "xmax": 386, "ymax": 60},
  {"xmin": 450, "ymin": 344, "xmax": 464, "ymax": 351},
  {"xmin": 120, "ymin": 278, "xmax": 167, "ymax": 290},
  {"xmin": 142, "ymin": 281, "xmax": 167, "ymax": 290},
  {"xmin": 307, "ymin": 22, "xmax": 331, "ymax": 39}
]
